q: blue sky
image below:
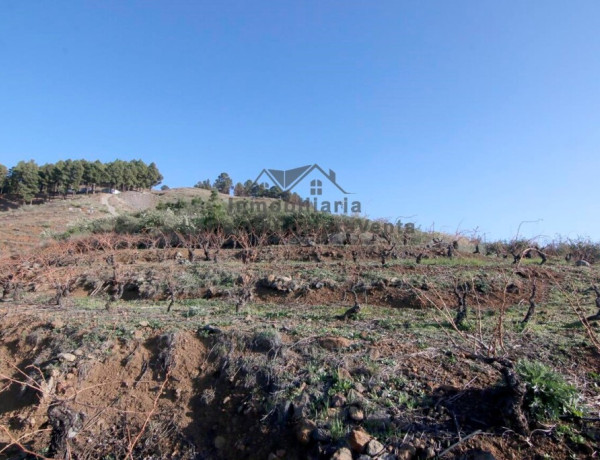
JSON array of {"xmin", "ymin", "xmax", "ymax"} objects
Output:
[{"xmin": 1, "ymin": 1, "xmax": 599, "ymax": 241}]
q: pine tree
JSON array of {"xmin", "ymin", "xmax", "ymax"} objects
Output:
[
  {"xmin": 105, "ymin": 160, "xmax": 125, "ymax": 191},
  {"xmin": 63, "ymin": 159, "xmax": 84, "ymax": 194},
  {"xmin": 233, "ymin": 182, "xmax": 246, "ymax": 196},
  {"xmin": 38, "ymin": 163, "xmax": 54, "ymax": 196},
  {"xmin": 51, "ymin": 160, "xmax": 66, "ymax": 195},
  {"xmin": 194, "ymin": 179, "xmax": 212, "ymax": 190},
  {"xmin": 213, "ymin": 173, "xmax": 233, "ymax": 194},
  {"xmin": 146, "ymin": 162, "xmax": 163, "ymax": 189},
  {"xmin": 0, "ymin": 164, "xmax": 7, "ymax": 194},
  {"xmin": 8, "ymin": 160, "xmax": 40, "ymax": 204},
  {"xmin": 83, "ymin": 160, "xmax": 106, "ymax": 193}
]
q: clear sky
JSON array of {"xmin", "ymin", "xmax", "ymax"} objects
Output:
[{"xmin": 1, "ymin": 1, "xmax": 599, "ymax": 241}]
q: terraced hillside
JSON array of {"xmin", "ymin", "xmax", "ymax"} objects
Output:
[{"xmin": 0, "ymin": 192, "xmax": 598, "ymax": 460}]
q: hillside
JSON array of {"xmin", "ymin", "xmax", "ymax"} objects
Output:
[
  {"xmin": 0, "ymin": 188, "xmax": 236, "ymax": 254},
  {"xmin": 0, "ymin": 190, "xmax": 598, "ymax": 460}
]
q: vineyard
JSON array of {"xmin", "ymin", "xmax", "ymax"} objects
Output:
[{"xmin": 0, "ymin": 189, "xmax": 599, "ymax": 459}]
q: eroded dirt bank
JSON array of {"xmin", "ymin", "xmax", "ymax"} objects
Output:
[{"xmin": 0, "ymin": 304, "xmax": 598, "ymax": 460}]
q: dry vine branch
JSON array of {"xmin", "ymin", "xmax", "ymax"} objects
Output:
[
  {"xmin": 126, "ymin": 371, "xmax": 171, "ymax": 460},
  {"xmin": 412, "ymin": 273, "xmax": 534, "ymax": 435},
  {"xmin": 0, "ymin": 425, "xmax": 52, "ymax": 459},
  {"xmin": 547, "ymin": 275, "xmax": 600, "ymax": 353}
]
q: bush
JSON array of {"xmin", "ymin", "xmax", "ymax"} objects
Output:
[
  {"xmin": 543, "ymin": 237, "xmax": 600, "ymax": 263},
  {"xmin": 517, "ymin": 360, "xmax": 581, "ymax": 422},
  {"xmin": 250, "ymin": 330, "xmax": 282, "ymax": 353},
  {"xmin": 484, "ymin": 241, "xmax": 505, "ymax": 256},
  {"xmin": 114, "ymin": 214, "xmax": 142, "ymax": 234}
]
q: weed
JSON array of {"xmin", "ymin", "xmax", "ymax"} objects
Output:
[
  {"xmin": 306, "ymin": 361, "xmax": 327, "ymax": 385},
  {"xmin": 445, "ymin": 353, "xmax": 457, "ymax": 365},
  {"xmin": 263, "ymin": 310, "xmax": 291, "ymax": 319},
  {"xmin": 556, "ymin": 424, "xmax": 587, "ymax": 446},
  {"xmin": 587, "ymin": 371, "xmax": 600, "ymax": 384},
  {"xmin": 147, "ymin": 319, "xmax": 163, "ymax": 329},
  {"xmin": 517, "ymin": 360, "xmax": 582, "ymax": 421},
  {"xmin": 182, "ymin": 306, "xmax": 202, "ymax": 318},
  {"xmin": 329, "ymin": 416, "xmax": 347, "ymax": 442},
  {"xmin": 327, "ymin": 373, "xmax": 353, "ymax": 396},
  {"xmin": 396, "ymin": 391, "xmax": 416, "ymax": 409}
]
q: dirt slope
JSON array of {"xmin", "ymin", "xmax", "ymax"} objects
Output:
[{"xmin": 0, "ymin": 188, "xmax": 224, "ymax": 254}]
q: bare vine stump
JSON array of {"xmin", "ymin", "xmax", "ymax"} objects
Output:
[
  {"xmin": 587, "ymin": 285, "xmax": 600, "ymax": 321},
  {"xmin": 521, "ymin": 281, "xmax": 537, "ymax": 324},
  {"xmin": 47, "ymin": 403, "xmax": 83, "ymax": 459}
]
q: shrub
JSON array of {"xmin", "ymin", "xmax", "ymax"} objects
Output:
[
  {"xmin": 250, "ymin": 330, "xmax": 282, "ymax": 353},
  {"xmin": 114, "ymin": 214, "xmax": 142, "ymax": 234},
  {"xmin": 517, "ymin": 360, "xmax": 582, "ymax": 422},
  {"xmin": 484, "ymin": 241, "xmax": 505, "ymax": 256}
]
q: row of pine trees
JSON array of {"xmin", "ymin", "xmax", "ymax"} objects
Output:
[
  {"xmin": 195, "ymin": 172, "xmax": 304, "ymax": 203},
  {"xmin": 0, "ymin": 159, "xmax": 163, "ymax": 204}
]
